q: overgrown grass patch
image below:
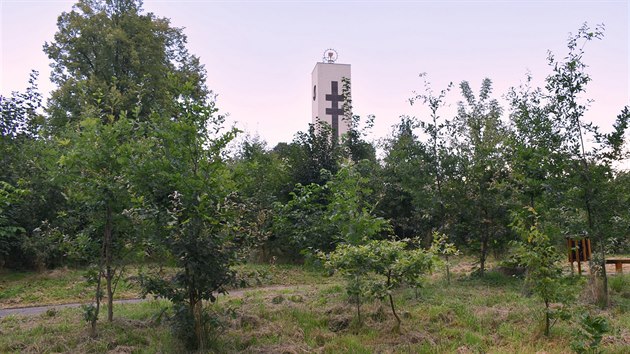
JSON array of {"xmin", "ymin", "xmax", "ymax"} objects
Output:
[
  {"xmin": 1, "ymin": 264, "xmax": 629, "ymax": 353},
  {"xmin": 1, "ymin": 300, "xmax": 181, "ymax": 353},
  {"xmin": 232, "ymin": 263, "xmax": 332, "ymax": 287},
  {"xmin": 0, "ymin": 267, "xmax": 140, "ymax": 308},
  {"xmin": 0, "ymin": 263, "xmax": 326, "ymax": 309}
]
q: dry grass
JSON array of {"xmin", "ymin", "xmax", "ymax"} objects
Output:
[
  {"xmin": 0, "ymin": 263, "xmax": 327, "ymax": 310},
  {"xmin": 0, "ymin": 300, "xmax": 181, "ymax": 353},
  {"xmin": 206, "ymin": 266, "xmax": 630, "ymax": 353},
  {"xmin": 0, "ymin": 267, "xmax": 140, "ymax": 309},
  {"xmin": 1, "ymin": 260, "xmax": 629, "ymax": 353}
]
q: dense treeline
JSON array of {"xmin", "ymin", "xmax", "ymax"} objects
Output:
[{"xmin": 1, "ymin": 0, "xmax": 629, "ymax": 348}]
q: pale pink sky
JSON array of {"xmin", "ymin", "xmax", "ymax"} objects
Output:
[{"xmin": 1, "ymin": 0, "xmax": 628, "ymax": 149}]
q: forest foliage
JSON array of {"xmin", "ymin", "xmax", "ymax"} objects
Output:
[{"xmin": 1, "ymin": 0, "xmax": 629, "ymax": 348}]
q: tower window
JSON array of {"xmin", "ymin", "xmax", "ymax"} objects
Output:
[{"xmin": 313, "ymin": 85, "xmax": 316, "ymax": 101}]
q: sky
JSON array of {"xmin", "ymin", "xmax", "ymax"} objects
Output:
[{"xmin": 1, "ymin": 0, "xmax": 629, "ymax": 151}]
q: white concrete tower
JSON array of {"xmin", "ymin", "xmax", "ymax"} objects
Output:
[{"xmin": 311, "ymin": 49, "xmax": 351, "ymax": 139}]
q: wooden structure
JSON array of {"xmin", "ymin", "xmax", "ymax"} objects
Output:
[
  {"xmin": 567, "ymin": 237, "xmax": 591, "ymax": 275},
  {"xmin": 605, "ymin": 258, "xmax": 630, "ymax": 274}
]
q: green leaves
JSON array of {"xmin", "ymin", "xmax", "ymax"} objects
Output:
[
  {"xmin": 44, "ymin": 0, "xmax": 209, "ymax": 131},
  {"xmin": 272, "ymin": 162, "xmax": 388, "ymax": 255},
  {"xmin": 431, "ymin": 232, "xmax": 459, "ymax": 257},
  {"xmin": 452, "ymin": 78, "xmax": 513, "ymax": 274},
  {"xmin": 322, "ymin": 239, "xmax": 434, "ymax": 325},
  {"xmin": 0, "ymin": 181, "xmax": 29, "ymax": 260},
  {"xmin": 571, "ymin": 312, "xmax": 610, "ymax": 354},
  {"xmin": 328, "ymin": 164, "xmax": 390, "ymax": 245},
  {"xmin": 511, "ymin": 207, "xmax": 579, "ymax": 335}
]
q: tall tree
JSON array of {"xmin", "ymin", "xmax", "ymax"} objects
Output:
[
  {"xmin": 506, "ymin": 74, "xmax": 564, "ymax": 211},
  {"xmin": 410, "ymin": 74, "xmax": 454, "ymax": 232},
  {"xmin": 230, "ymin": 136, "xmax": 291, "ymax": 260},
  {"xmin": 44, "ymin": 0, "xmax": 207, "ymax": 131},
  {"xmin": 44, "ymin": 0, "xmax": 214, "ymax": 330},
  {"xmin": 0, "ymin": 72, "xmax": 65, "ymax": 269},
  {"xmin": 139, "ymin": 93, "xmax": 242, "ymax": 350},
  {"xmin": 281, "ymin": 122, "xmax": 342, "ymax": 187},
  {"xmin": 1, "ymin": 76, "xmax": 40, "ymax": 268},
  {"xmin": 451, "ymin": 78, "xmax": 514, "ymax": 274},
  {"xmin": 57, "ymin": 108, "xmax": 140, "ymax": 332},
  {"xmin": 545, "ymin": 23, "xmax": 629, "ymax": 305},
  {"xmin": 340, "ymin": 77, "xmax": 377, "ymax": 163},
  {"xmin": 379, "ymin": 117, "xmax": 430, "ymax": 240}
]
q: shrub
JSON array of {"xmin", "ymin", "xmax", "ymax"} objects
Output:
[{"xmin": 322, "ymin": 239, "xmax": 434, "ymax": 329}]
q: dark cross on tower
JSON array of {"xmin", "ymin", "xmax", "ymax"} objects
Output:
[{"xmin": 325, "ymin": 81, "xmax": 344, "ymax": 138}]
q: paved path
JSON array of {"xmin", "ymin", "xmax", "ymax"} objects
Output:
[
  {"xmin": 0, "ymin": 284, "xmax": 302, "ymax": 318},
  {"xmin": 0, "ymin": 299, "xmax": 144, "ymax": 318}
]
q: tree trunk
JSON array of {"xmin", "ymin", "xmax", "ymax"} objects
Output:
[
  {"xmin": 105, "ymin": 204, "xmax": 114, "ymax": 322},
  {"xmin": 90, "ymin": 234, "xmax": 106, "ymax": 338},
  {"xmin": 194, "ymin": 299, "xmax": 205, "ymax": 352},
  {"xmin": 186, "ymin": 265, "xmax": 205, "ymax": 350},
  {"xmin": 544, "ymin": 300, "xmax": 550, "ymax": 336},
  {"xmin": 90, "ymin": 268, "xmax": 103, "ymax": 338},
  {"xmin": 479, "ymin": 236, "xmax": 488, "ymax": 275},
  {"xmin": 599, "ymin": 239, "xmax": 609, "ymax": 307},
  {"xmin": 356, "ymin": 293, "xmax": 362, "ymax": 325},
  {"xmin": 445, "ymin": 254, "xmax": 451, "ymax": 285},
  {"xmin": 578, "ymin": 126, "xmax": 608, "ymax": 307},
  {"xmin": 387, "ymin": 270, "xmax": 401, "ymax": 327}
]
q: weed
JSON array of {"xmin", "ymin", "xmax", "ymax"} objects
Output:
[
  {"xmin": 571, "ymin": 312, "xmax": 610, "ymax": 353},
  {"xmin": 271, "ymin": 295, "xmax": 285, "ymax": 304},
  {"xmin": 609, "ymin": 274, "xmax": 629, "ymax": 294},
  {"xmin": 1, "ymin": 263, "xmax": 629, "ymax": 353}
]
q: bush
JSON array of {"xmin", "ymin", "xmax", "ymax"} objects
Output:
[
  {"xmin": 321, "ymin": 239, "xmax": 434, "ymax": 328},
  {"xmin": 571, "ymin": 312, "xmax": 610, "ymax": 354},
  {"xmin": 609, "ymin": 274, "xmax": 629, "ymax": 294}
]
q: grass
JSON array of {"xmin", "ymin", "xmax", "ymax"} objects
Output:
[
  {"xmin": 1, "ymin": 260, "xmax": 629, "ymax": 353},
  {"xmin": 0, "ymin": 300, "xmax": 182, "ymax": 353},
  {"xmin": 211, "ymin": 267, "xmax": 629, "ymax": 353},
  {"xmin": 0, "ymin": 267, "xmax": 139, "ymax": 309},
  {"xmin": 230, "ymin": 262, "xmax": 333, "ymax": 287},
  {"xmin": 0, "ymin": 266, "xmax": 146, "ymax": 309},
  {"xmin": 0, "ymin": 263, "xmax": 325, "ymax": 309}
]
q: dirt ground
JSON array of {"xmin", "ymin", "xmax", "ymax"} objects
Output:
[{"xmin": 567, "ymin": 260, "xmax": 630, "ymax": 275}]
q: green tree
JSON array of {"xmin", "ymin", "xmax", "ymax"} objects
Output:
[
  {"xmin": 232, "ymin": 136, "xmax": 291, "ymax": 205},
  {"xmin": 430, "ymin": 232, "xmax": 460, "ymax": 284},
  {"xmin": 41, "ymin": 0, "xmax": 217, "ymax": 333},
  {"xmin": 57, "ymin": 109, "xmax": 140, "ymax": 333},
  {"xmin": 323, "ymin": 239, "xmax": 433, "ymax": 329},
  {"xmin": 505, "ymin": 74, "xmax": 563, "ymax": 211},
  {"xmin": 0, "ymin": 71, "xmax": 42, "ymax": 142},
  {"xmin": 0, "ymin": 72, "xmax": 66, "ymax": 269},
  {"xmin": 1, "ymin": 77, "xmax": 39, "ymax": 268},
  {"xmin": 230, "ymin": 136, "xmax": 291, "ymax": 260},
  {"xmin": 451, "ymin": 78, "xmax": 514, "ymax": 274},
  {"xmin": 604, "ymin": 171, "xmax": 630, "ymax": 254},
  {"xmin": 281, "ymin": 122, "xmax": 342, "ymax": 187},
  {"xmin": 138, "ymin": 94, "xmax": 242, "ymax": 350},
  {"xmin": 545, "ymin": 23, "xmax": 629, "ymax": 306},
  {"xmin": 340, "ymin": 77, "xmax": 377, "ymax": 163},
  {"xmin": 0, "ymin": 181, "xmax": 28, "ymax": 268},
  {"xmin": 328, "ymin": 162, "xmax": 390, "ymax": 245},
  {"xmin": 272, "ymin": 180, "xmax": 337, "ymax": 257},
  {"xmin": 44, "ymin": 0, "xmax": 207, "ymax": 131},
  {"xmin": 511, "ymin": 207, "xmax": 576, "ymax": 336},
  {"xmin": 410, "ymin": 74, "xmax": 454, "ymax": 232},
  {"xmin": 379, "ymin": 117, "xmax": 430, "ymax": 240},
  {"xmin": 273, "ymin": 161, "xmax": 387, "ymax": 259}
]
